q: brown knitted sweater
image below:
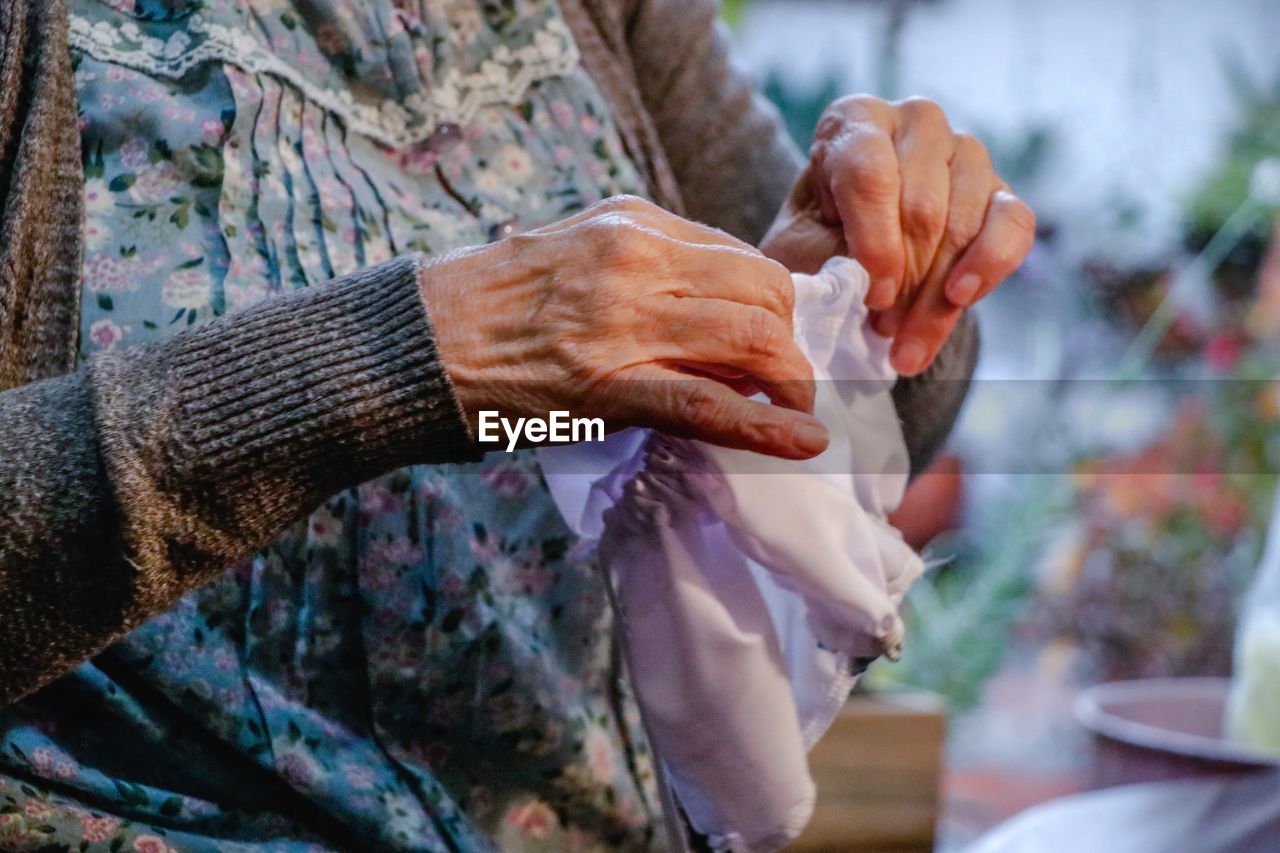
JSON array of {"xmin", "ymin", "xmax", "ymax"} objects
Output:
[{"xmin": 0, "ymin": 0, "xmax": 976, "ymax": 706}]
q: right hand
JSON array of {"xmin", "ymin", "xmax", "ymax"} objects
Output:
[{"xmin": 421, "ymin": 196, "xmax": 829, "ymax": 459}]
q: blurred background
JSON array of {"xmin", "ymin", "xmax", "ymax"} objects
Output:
[{"xmin": 719, "ymin": 0, "xmax": 1280, "ymax": 849}]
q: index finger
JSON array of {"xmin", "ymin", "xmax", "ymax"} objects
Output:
[
  {"xmin": 822, "ymin": 124, "xmax": 907, "ymax": 310},
  {"xmin": 620, "ymin": 364, "xmax": 830, "ymax": 460}
]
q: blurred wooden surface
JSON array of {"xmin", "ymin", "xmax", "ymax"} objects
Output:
[{"xmin": 789, "ymin": 692, "xmax": 946, "ymax": 852}]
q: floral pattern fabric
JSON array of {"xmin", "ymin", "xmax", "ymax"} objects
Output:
[{"xmin": 0, "ymin": 1, "xmax": 669, "ymax": 850}]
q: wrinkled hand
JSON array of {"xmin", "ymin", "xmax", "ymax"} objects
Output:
[
  {"xmin": 760, "ymin": 95, "xmax": 1036, "ymax": 375},
  {"xmin": 422, "ymin": 196, "xmax": 829, "ymax": 459}
]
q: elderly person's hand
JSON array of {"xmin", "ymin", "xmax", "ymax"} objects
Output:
[
  {"xmin": 423, "ymin": 196, "xmax": 829, "ymax": 459},
  {"xmin": 759, "ymin": 95, "xmax": 1036, "ymax": 376}
]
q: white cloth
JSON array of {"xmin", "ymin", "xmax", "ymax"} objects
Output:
[{"xmin": 537, "ymin": 257, "xmax": 924, "ymax": 851}]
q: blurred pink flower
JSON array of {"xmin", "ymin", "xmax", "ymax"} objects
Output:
[{"xmin": 505, "ymin": 799, "xmax": 557, "ymax": 840}]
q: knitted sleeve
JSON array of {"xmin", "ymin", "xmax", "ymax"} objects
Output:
[
  {"xmin": 622, "ymin": 0, "xmax": 802, "ymax": 245},
  {"xmin": 0, "ymin": 255, "xmax": 479, "ymax": 705}
]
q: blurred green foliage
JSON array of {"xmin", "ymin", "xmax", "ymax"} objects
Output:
[
  {"xmin": 1185, "ymin": 47, "xmax": 1280, "ymax": 248},
  {"xmin": 720, "ymin": 0, "xmax": 750, "ymax": 29},
  {"xmin": 979, "ymin": 123, "xmax": 1056, "ymax": 195},
  {"xmin": 867, "ymin": 477, "xmax": 1067, "ymax": 709},
  {"xmin": 761, "ymin": 70, "xmax": 847, "ymax": 150}
]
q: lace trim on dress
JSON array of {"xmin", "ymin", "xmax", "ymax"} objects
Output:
[{"xmin": 68, "ymin": 12, "xmax": 581, "ymax": 148}]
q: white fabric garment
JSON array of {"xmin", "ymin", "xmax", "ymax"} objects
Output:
[{"xmin": 538, "ymin": 257, "xmax": 924, "ymax": 852}]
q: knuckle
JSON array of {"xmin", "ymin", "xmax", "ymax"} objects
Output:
[
  {"xmin": 675, "ymin": 384, "xmax": 725, "ymax": 431},
  {"xmin": 944, "ymin": 218, "xmax": 984, "ymax": 255},
  {"xmin": 589, "ymin": 218, "xmax": 655, "ymax": 266},
  {"xmin": 898, "ymin": 96, "xmax": 947, "ymax": 127},
  {"xmin": 952, "ymin": 132, "xmax": 993, "ymax": 168},
  {"xmin": 505, "ymin": 231, "xmax": 541, "ymax": 256},
  {"xmin": 708, "ymin": 223, "xmax": 750, "ymax": 252},
  {"xmin": 738, "ymin": 306, "xmax": 780, "ymax": 358},
  {"xmin": 982, "ymin": 233, "xmax": 1033, "ymax": 273},
  {"xmin": 833, "ymin": 93, "xmax": 881, "ymax": 114},
  {"xmin": 818, "ymin": 94, "xmax": 879, "ymax": 137},
  {"xmin": 772, "ymin": 268, "xmax": 796, "ymax": 315},
  {"xmin": 1001, "ymin": 194, "xmax": 1038, "ymax": 236},
  {"xmin": 902, "ymin": 195, "xmax": 948, "ymax": 233},
  {"xmin": 597, "ymin": 194, "xmax": 648, "ymax": 214},
  {"xmin": 943, "ymin": 206, "xmax": 991, "ymax": 252},
  {"xmin": 745, "ymin": 256, "xmax": 795, "ymax": 313},
  {"xmin": 982, "ymin": 242, "xmax": 1023, "ymax": 271},
  {"xmin": 582, "ymin": 217, "xmax": 624, "ymax": 260},
  {"xmin": 837, "ymin": 153, "xmax": 899, "ymax": 203},
  {"xmin": 813, "ymin": 114, "xmax": 845, "ymax": 143},
  {"xmin": 715, "ymin": 238, "xmax": 766, "ymax": 263},
  {"xmin": 587, "ymin": 197, "xmax": 625, "ymax": 219},
  {"xmin": 610, "ymin": 219, "xmax": 649, "ymax": 251}
]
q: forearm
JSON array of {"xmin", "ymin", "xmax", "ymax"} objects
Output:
[{"xmin": 0, "ymin": 255, "xmax": 477, "ymax": 705}]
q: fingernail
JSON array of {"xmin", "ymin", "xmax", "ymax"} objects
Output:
[
  {"xmin": 869, "ymin": 277, "xmax": 897, "ymax": 307},
  {"xmin": 793, "ymin": 419, "xmax": 830, "ymax": 456},
  {"xmin": 948, "ymin": 273, "xmax": 982, "ymax": 304},
  {"xmin": 893, "ymin": 340, "xmax": 928, "ymax": 375}
]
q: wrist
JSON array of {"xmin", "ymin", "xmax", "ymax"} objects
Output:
[{"xmin": 417, "ymin": 240, "xmax": 540, "ymax": 432}]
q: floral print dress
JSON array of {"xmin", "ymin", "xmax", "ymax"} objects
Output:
[{"xmin": 0, "ymin": 1, "xmax": 670, "ymax": 850}]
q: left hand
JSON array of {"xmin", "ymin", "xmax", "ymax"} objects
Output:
[{"xmin": 759, "ymin": 95, "xmax": 1036, "ymax": 375}]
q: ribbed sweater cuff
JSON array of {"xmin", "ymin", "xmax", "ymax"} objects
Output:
[{"xmin": 168, "ymin": 255, "xmax": 478, "ymax": 518}]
